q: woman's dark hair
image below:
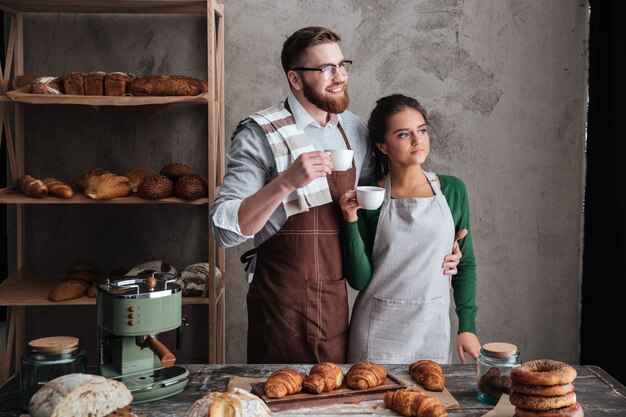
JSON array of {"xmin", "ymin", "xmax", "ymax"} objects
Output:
[
  {"xmin": 281, "ymin": 27, "xmax": 341, "ymax": 74},
  {"xmin": 367, "ymin": 94, "xmax": 429, "ymax": 179}
]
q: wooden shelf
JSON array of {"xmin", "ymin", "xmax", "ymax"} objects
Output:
[
  {"xmin": 0, "ymin": 1, "xmax": 222, "ymax": 15},
  {"xmin": 6, "ymin": 87, "xmax": 209, "ymax": 106},
  {"xmin": 0, "ymin": 267, "xmax": 220, "ymax": 306},
  {"xmin": 0, "ymin": 188, "xmax": 208, "ymax": 205}
]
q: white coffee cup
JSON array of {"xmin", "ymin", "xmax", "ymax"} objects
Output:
[
  {"xmin": 356, "ymin": 186, "xmax": 385, "ymax": 210},
  {"xmin": 325, "ymin": 149, "xmax": 353, "ymax": 171}
]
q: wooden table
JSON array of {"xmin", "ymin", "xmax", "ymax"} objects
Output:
[{"xmin": 0, "ymin": 364, "xmax": 624, "ymax": 416}]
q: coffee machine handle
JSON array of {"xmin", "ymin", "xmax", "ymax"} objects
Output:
[{"xmin": 144, "ymin": 336, "xmax": 176, "ymax": 368}]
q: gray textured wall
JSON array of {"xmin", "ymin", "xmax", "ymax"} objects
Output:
[{"xmin": 8, "ymin": 0, "xmax": 588, "ymax": 365}]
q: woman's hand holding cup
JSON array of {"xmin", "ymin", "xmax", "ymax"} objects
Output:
[{"xmin": 339, "ymin": 189, "xmax": 361, "ymax": 222}]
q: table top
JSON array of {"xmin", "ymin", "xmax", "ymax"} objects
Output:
[{"xmin": 1, "ymin": 364, "xmax": 624, "ymax": 416}]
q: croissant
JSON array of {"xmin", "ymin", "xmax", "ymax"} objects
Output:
[
  {"xmin": 16, "ymin": 175, "xmax": 48, "ymax": 198},
  {"xmin": 409, "ymin": 360, "xmax": 445, "ymax": 392},
  {"xmin": 383, "ymin": 388, "xmax": 448, "ymax": 417},
  {"xmin": 346, "ymin": 361, "xmax": 387, "ymax": 390},
  {"xmin": 303, "ymin": 362, "xmax": 344, "ymax": 394},
  {"xmin": 42, "ymin": 177, "xmax": 74, "ymax": 198},
  {"xmin": 264, "ymin": 369, "xmax": 306, "ymax": 399}
]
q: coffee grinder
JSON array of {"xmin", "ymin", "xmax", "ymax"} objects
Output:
[{"xmin": 97, "ymin": 273, "xmax": 189, "ymax": 403}]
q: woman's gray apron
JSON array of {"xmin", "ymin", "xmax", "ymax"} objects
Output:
[{"xmin": 347, "ymin": 171, "xmax": 455, "ymax": 364}]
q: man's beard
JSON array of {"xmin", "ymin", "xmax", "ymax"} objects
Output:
[{"xmin": 302, "ymin": 80, "xmax": 350, "ymax": 114}]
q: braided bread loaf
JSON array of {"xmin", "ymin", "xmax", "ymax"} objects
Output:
[
  {"xmin": 264, "ymin": 369, "xmax": 306, "ymax": 399},
  {"xmin": 346, "ymin": 361, "xmax": 387, "ymax": 390},
  {"xmin": 409, "ymin": 360, "xmax": 445, "ymax": 392},
  {"xmin": 303, "ymin": 362, "xmax": 344, "ymax": 394},
  {"xmin": 384, "ymin": 388, "xmax": 448, "ymax": 417}
]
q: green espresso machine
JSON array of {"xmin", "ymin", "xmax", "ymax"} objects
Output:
[{"xmin": 97, "ymin": 274, "xmax": 189, "ymax": 403}]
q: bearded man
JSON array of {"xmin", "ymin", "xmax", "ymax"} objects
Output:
[{"xmin": 210, "ymin": 27, "xmax": 459, "ymax": 364}]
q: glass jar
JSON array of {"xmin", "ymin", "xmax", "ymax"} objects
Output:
[
  {"xmin": 476, "ymin": 342, "xmax": 521, "ymax": 405},
  {"xmin": 20, "ymin": 336, "xmax": 86, "ymax": 411}
]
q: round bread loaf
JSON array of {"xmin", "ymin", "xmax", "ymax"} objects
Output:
[
  {"xmin": 137, "ymin": 174, "xmax": 174, "ymax": 199},
  {"xmin": 160, "ymin": 163, "xmax": 193, "ymax": 183},
  {"xmin": 175, "ymin": 174, "xmax": 208, "ymax": 200},
  {"xmin": 29, "ymin": 373, "xmax": 132, "ymax": 417},
  {"xmin": 185, "ymin": 387, "xmax": 270, "ymax": 417}
]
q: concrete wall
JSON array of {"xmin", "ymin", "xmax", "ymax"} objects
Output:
[{"xmin": 8, "ymin": 0, "xmax": 588, "ymax": 365}]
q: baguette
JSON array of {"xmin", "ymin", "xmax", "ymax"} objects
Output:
[
  {"xmin": 42, "ymin": 178, "xmax": 74, "ymax": 199},
  {"xmin": 16, "ymin": 175, "xmax": 48, "ymax": 198}
]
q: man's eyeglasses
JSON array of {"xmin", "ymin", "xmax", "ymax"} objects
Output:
[{"xmin": 292, "ymin": 60, "xmax": 352, "ymax": 80}]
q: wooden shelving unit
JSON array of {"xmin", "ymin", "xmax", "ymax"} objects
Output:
[{"xmin": 0, "ymin": 0, "xmax": 226, "ymax": 383}]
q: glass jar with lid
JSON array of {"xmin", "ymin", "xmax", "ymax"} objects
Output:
[
  {"xmin": 477, "ymin": 342, "xmax": 521, "ymax": 405},
  {"xmin": 20, "ymin": 336, "xmax": 86, "ymax": 411}
]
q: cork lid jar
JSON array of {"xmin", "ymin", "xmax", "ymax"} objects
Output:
[{"xmin": 476, "ymin": 342, "xmax": 521, "ymax": 405}]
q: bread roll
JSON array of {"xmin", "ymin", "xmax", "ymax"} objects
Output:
[
  {"xmin": 29, "ymin": 373, "xmax": 132, "ymax": 417},
  {"xmin": 160, "ymin": 162, "xmax": 194, "ymax": 183},
  {"xmin": 84, "ymin": 173, "xmax": 131, "ymax": 200},
  {"xmin": 128, "ymin": 75, "xmax": 208, "ymax": 96},
  {"xmin": 125, "ymin": 168, "xmax": 158, "ymax": 193},
  {"xmin": 175, "ymin": 174, "xmax": 208, "ymax": 200},
  {"xmin": 184, "ymin": 388, "xmax": 270, "ymax": 417},
  {"xmin": 76, "ymin": 168, "xmax": 110, "ymax": 192},
  {"xmin": 42, "ymin": 178, "xmax": 74, "ymax": 199},
  {"xmin": 137, "ymin": 174, "xmax": 174, "ymax": 200},
  {"xmin": 16, "ymin": 175, "xmax": 48, "ymax": 198}
]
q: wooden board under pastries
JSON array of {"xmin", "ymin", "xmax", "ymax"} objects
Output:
[{"xmin": 251, "ymin": 374, "xmax": 405, "ymax": 412}]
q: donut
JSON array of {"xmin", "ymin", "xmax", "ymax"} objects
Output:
[
  {"xmin": 512, "ymin": 382, "xmax": 574, "ymax": 397},
  {"xmin": 514, "ymin": 403, "xmax": 583, "ymax": 417},
  {"xmin": 510, "ymin": 391, "xmax": 576, "ymax": 411},
  {"xmin": 510, "ymin": 360, "xmax": 577, "ymax": 386}
]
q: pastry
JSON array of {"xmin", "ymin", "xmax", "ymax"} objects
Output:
[
  {"xmin": 409, "ymin": 360, "xmax": 445, "ymax": 392},
  {"xmin": 346, "ymin": 361, "xmax": 387, "ymax": 390},
  {"xmin": 383, "ymin": 388, "xmax": 448, "ymax": 417},
  {"xmin": 303, "ymin": 362, "xmax": 344, "ymax": 394},
  {"xmin": 264, "ymin": 368, "xmax": 306, "ymax": 398}
]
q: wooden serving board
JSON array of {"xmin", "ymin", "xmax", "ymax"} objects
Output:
[{"xmin": 251, "ymin": 374, "xmax": 406, "ymax": 412}]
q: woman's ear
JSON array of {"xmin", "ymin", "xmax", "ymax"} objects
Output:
[
  {"xmin": 375, "ymin": 142, "xmax": 389, "ymax": 155},
  {"xmin": 287, "ymin": 70, "xmax": 303, "ymax": 91}
]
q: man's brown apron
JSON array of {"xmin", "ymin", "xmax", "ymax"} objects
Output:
[{"xmin": 246, "ymin": 125, "xmax": 355, "ymax": 364}]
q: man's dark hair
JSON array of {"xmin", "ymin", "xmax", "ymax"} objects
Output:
[{"xmin": 281, "ymin": 27, "xmax": 341, "ymax": 74}]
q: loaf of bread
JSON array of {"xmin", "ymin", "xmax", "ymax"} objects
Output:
[
  {"xmin": 383, "ymin": 388, "xmax": 448, "ymax": 417},
  {"xmin": 29, "ymin": 373, "xmax": 133, "ymax": 417},
  {"xmin": 28, "ymin": 76, "xmax": 64, "ymax": 95},
  {"xmin": 264, "ymin": 369, "xmax": 306, "ymax": 399},
  {"xmin": 409, "ymin": 360, "xmax": 445, "ymax": 392},
  {"xmin": 129, "ymin": 75, "xmax": 208, "ymax": 96},
  {"xmin": 184, "ymin": 388, "xmax": 270, "ymax": 417},
  {"xmin": 137, "ymin": 174, "xmax": 174, "ymax": 199},
  {"xmin": 84, "ymin": 71, "xmax": 106, "ymax": 95},
  {"xmin": 303, "ymin": 362, "xmax": 344, "ymax": 394},
  {"xmin": 76, "ymin": 168, "xmax": 111, "ymax": 192},
  {"xmin": 64, "ymin": 72, "xmax": 85, "ymax": 95},
  {"xmin": 84, "ymin": 173, "xmax": 131, "ymax": 200},
  {"xmin": 175, "ymin": 174, "xmax": 208, "ymax": 200},
  {"xmin": 49, "ymin": 279, "xmax": 90, "ymax": 301},
  {"xmin": 104, "ymin": 72, "xmax": 135, "ymax": 96},
  {"xmin": 125, "ymin": 260, "xmax": 178, "ymax": 278},
  {"xmin": 180, "ymin": 263, "xmax": 222, "ymax": 297},
  {"xmin": 42, "ymin": 178, "xmax": 74, "ymax": 199},
  {"xmin": 16, "ymin": 175, "xmax": 48, "ymax": 198},
  {"xmin": 125, "ymin": 168, "xmax": 158, "ymax": 193},
  {"xmin": 86, "ymin": 282, "xmax": 98, "ymax": 298},
  {"xmin": 346, "ymin": 361, "xmax": 387, "ymax": 390}
]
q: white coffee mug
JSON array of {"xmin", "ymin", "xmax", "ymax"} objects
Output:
[
  {"xmin": 325, "ymin": 149, "xmax": 354, "ymax": 171},
  {"xmin": 356, "ymin": 186, "xmax": 385, "ymax": 210}
]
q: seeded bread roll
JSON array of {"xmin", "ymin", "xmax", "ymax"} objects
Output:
[
  {"xmin": 138, "ymin": 175, "xmax": 174, "ymax": 199},
  {"xmin": 160, "ymin": 163, "xmax": 194, "ymax": 183},
  {"xmin": 175, "ymin": 174, "xmax": 208, "ymax": 200},
  {"xmin": 64, "ymin": 72, "xmax": 85, "ymax": 95},
  {"xmin": 84, "ymin": 71, "xmax": 106, "ymax": 95}
]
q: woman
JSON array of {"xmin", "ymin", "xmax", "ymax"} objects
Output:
[{"xmin": 340, "ymin": 94, "xmax": 480, "ymax": 364}]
